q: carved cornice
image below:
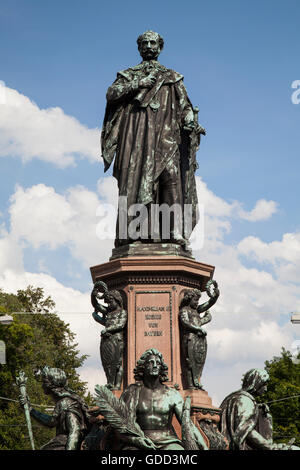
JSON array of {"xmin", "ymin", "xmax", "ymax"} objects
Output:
[
  {"xmin": 105, "ymin": 274, "xmax": 205, "ymax": 290},
  {"xmin": 91, "ymin": 257, "xmax": 215, "ymax": 291}
]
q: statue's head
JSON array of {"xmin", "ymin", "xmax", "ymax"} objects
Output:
[
  {"xmin": 242, "ymin": 368, "xmax": 269, "ymax": 396},
  {"xmin": 180, "ymin": 289, "xmax": 202, "ymax": 309},
  {"xmin": 134, "ymin": 348, "xmax": 169, "ymax": 382},
  {"xmin": 40, "ymin": 366, "xmax": 68, "ymax": 394},
  {"xmin": 104, "ymin": 290, "xmax": 123, "ymax": 311},
  {"xmin": 137, "ymin": 30, "xmax": 164, "ymax": 61}
]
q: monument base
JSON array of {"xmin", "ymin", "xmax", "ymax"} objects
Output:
[
  {"xmin": 91, "ymin": 254, "xmax": 218, "ymax": 400},
  {"xmin": 110, "ymin": 241, "xmax": 193, "ymax": 260}
]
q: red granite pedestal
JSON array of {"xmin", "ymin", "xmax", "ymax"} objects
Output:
[{"xmin": 90, "ymin": 254, "xmax": 223, "ymax": 443}]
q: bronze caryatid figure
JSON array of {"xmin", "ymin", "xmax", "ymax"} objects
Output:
[
  {"xmin": 91, "ymin": 280, "xmax": 127, "ymax": 390},
  {"xmin": 101, "ymin": 30, "xmax": 205, "ymax": 247},
  {"xmin": 179, "ymin": 280, "xmax": 219, "ymax": 390}
]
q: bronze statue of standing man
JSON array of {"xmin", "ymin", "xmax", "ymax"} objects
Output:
[{"xmin": 101, "ymin": 31, "xmax": 205, "ymax": 246}]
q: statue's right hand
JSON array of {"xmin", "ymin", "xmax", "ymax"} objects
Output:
[
  {"xmin": 139, "ymin": 75, "xmax": 156, "ymax": 89},
  {"xmin": 197, "ymin": 328, "xmax": 207, "ymax": 337},
  {"xmin": 101, "ymin": 330, "xmax": 111, "ymax": 338},
  {"xmin": 19, "ymin": 394, "xmax": 31, "ymax": 409},
  {"xmin": 133, "ymin": 436, "xmax": 156, "ymax": 450}
]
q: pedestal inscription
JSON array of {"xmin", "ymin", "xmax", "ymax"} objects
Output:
[{"xmin": 135, "ymin": 290, "xmax": 173, "ymax": 382}]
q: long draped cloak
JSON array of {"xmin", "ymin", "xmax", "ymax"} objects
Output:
[
  {"xmin": 179, "ymin": 307, "xmax": 210, "ymax": 388},
  {"xmin": 219, "ymin": 390, "xmax": 273, "ymax": 450},
  {"xmin": 101, "ymin": 61, "xmax": 199, "ymax": 236},
  {"xmin": 30, "ymin": 395, "xmax": 89, "ymax": 450}
]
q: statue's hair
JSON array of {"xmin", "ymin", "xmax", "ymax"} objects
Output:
[
  {"xmin": 137, "ymin": 30, "xmax": 164, "ymax": 51},
  {"xmin": 180, "ymin": 289, "xmax": 202, "ymax": 308},
  {"xmin": 134, "ymin": 348, "xmax": 169, "ymax": 382},
  {"xmin": 108, "ymin": 290, "xmax": 123, "ymax": 307},
  {"xmin": 241, "ymin": 368, "xmax": 269, "ymax": 394},
  {"xmin": 41, "ymin": 366, "xmax": 67, "ymax": 388},
  {"xmin": 40, "ymin": 366, "xmax": 90, "ymax": 420}
]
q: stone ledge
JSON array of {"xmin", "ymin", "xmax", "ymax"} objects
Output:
[{"xmin": 110, "ymin": 242, "xmax": 194, "ymax": 260}]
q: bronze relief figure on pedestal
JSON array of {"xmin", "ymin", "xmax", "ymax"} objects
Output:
[
  {"xmin": 91, "ymin": 280, "xmax": 127, "ymax": 390},
  {"xmin": 179, "ymin": 280, "xmax": 219, "ymax": 390}
]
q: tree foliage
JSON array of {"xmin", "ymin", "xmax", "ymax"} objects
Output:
[
  {"xmin": 257, "ymin": 348, "xmax": 300, "ymax": 447},
  {"xmin": 0, "ymin": 286, "xmax": 90, "ymax": 450}
]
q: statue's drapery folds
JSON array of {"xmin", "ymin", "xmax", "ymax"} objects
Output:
[{"xmin": 101, "ymin": 59, "xmax": 200, "ymax": 244}]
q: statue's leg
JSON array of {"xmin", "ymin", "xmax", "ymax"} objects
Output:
[
  {"xmin": 158, "ymin": 156, "xmax": 184, "ymax": 243},
  {"xmin": 161, "ymin": 443, "xmax": 185, "ymax": 450},
  {"xmin": 188, "ymin": 335, "xmax": 201, "ymax": 388},
  {"xmin": 186, "ymin": 364, "xmax": 194, "ymax": 389},
  {"xmin": 114, "ymin": 339, "xmax": 124, "ymax": 389},
  {"xmin": 115, "ymin": 365, "xmax": 123, "ymax": 389},
  {"xmin": 197, "ymin": 337, "xmax": 207, "ymax": 389},
  {"xmin": 100, "ymin": 337, "xmax": 117, "ymax": 388},
  {"xmin": 182, "ymin": 338, "xmax": 194, "ymax": 388}
]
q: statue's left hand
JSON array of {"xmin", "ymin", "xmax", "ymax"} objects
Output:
[
  {"xmin": 206, "ymin": 280, "xmax": 219, "ymax": 299},
  {"xmin": 197, "ymin": 124, "xmax": 206, "ymax": 136},
  {"xmin": 183, "ymin": 121, "xmax": 195, "ymax": 132},
  {"xmin": 259, "ymin": 403, "xmax": 270, "ymax": 415}
]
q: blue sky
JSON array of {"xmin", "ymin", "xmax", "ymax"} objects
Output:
[{"xmin": 1, "ymin": 0, "xmax": 300, "ymax": 401}]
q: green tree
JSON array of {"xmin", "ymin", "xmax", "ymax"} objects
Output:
[
  {"xmin": 257, "ymin": 348, "xmax": 300, "ymax": 447},
  {"xmin": 0, "ymin": 286, "xmax": 91, "ymax": 450}
]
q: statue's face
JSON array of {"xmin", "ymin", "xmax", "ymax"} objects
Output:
[
  {"xmin": 255, "ymin": 381, "xmax": 268, "ymax": 396},
  {"xmin": 105, "ymin": 293, "xmax": 117, "ymax": 311},
  {"xmin": 144, "ymin": 354, "xmax": 162, "ymax": 378},
  {"xmin": 42, "ymin": 379, "xmax": 51, "ymax": 395},
  {"xmin": 190, "ymin": 294, "xmax": 200, "ymax": 309},
  {"xmin": 139, "ymin": 34, "xmax": 161, "ymax": 60}
]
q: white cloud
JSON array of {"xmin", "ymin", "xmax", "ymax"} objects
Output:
[
  {"xmin": 209, "ymin": 321, "xmax": 293, "ymax": 363},
  {"xmin": 97, "ymin": 176, "xmax": 118, "ymax": 208},
  {"xmin": 196, "ymin": 177, "xmax": 278, "ymax": 223},
  {"xmin": 9, "ymin": 183, "xmax": 115, "ymax": 267},
  {"xmin": 195, "ymin": 177, "xmax": 236, "ymax": 218},
  {"xmin": 0, "ymin": 83, "xmax": 99, "ymax": 167},
  {"xmin": 0, "ymin": 269, "xmax": 90, "ymax": 313},
  {"xmin": 238, "ymin": 199, "xmax": 278, "ymax": 221},
  {"xmin": 0, "ymin": 226, "xmax": 24, "ymax": 273},
  {"xmin": 78, "ymin": 365, "xmax": 106, "ymax": 395},
  {"xmin": 238, "ymin": 232, "xmax": 300, "ymax": 266},
  {"xmin": 237, "ymin": 233, "xmax": 300, "ymax": 288}
]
